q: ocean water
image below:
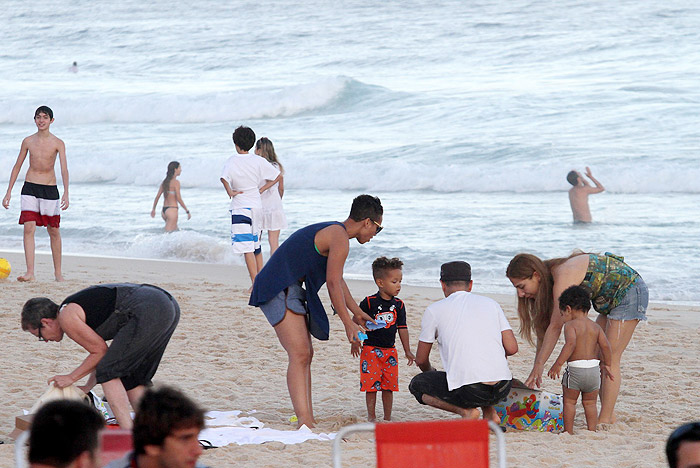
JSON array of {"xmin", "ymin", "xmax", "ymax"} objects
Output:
[{"xmin": 1, "ymin": 0, "xmax": 698, "ymax": 303}]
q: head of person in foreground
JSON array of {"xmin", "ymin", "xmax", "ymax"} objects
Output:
[
  {"xmin": 28, "ymin": 400, "xmax": 104, "ymax": 468},
  {"xmin": 667, "ymin": 422, "xmax": 700, "ymax": 468},
  {"xmin": 132, "ymin": 386, "xmax": 206, "ymax": 468}
]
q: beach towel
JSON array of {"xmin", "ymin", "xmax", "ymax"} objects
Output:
[{"xmin": 199, "ymin": 411, "xmax": 335, "ymax": 447}]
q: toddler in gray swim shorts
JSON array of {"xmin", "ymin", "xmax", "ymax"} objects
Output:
[{"xmin": 547, "ymin": 285, "xmax": 614, "ymax": 434}]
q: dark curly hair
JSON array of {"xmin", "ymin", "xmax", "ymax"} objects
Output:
[
  {"xmin": 372, "ymin": 256, "xmax": 403, "ymax": 280},
  {"xmin": 558, "ymin": 285, "xmax": 591, "ymax": 312}
]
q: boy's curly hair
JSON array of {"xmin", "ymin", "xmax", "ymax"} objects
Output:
[
  {"xmin": 372, "ymin": 256, "xmax": 403, "ymax": 280},
  {"xmin": 558, "ymin": 285, "xmax": 591, "ymax": 312}
]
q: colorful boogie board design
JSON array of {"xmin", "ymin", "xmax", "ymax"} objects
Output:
[{"xmin": 493, "ymin": 380, "xmax": 563, "ymax": 433}]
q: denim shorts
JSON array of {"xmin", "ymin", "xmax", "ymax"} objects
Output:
[
  {"xmin": 259, "ymin": 282, "xmax": 307, "ymax": 327},
  {"xmin": 409, "ymin": 371, "xmax": 511, "ymax": 409},
  {"xmin": 607, "ymin": 277, "xmax": 648, "ymax": 321}
]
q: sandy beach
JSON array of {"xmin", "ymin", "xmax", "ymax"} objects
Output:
[{"xmin": 1, "ymin": 250, "xmax": 698, "ymax": 467}]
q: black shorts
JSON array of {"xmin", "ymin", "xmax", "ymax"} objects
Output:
[
  {"xmin": 409, "ymin": 371, "xmax": 511, "ymax": 408},
  {"xmin": 95, "ymin": 285, "xmax": 180, "ymax": 390}
]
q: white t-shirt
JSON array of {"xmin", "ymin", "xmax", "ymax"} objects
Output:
[
  {"xmin": 220, "ymin": 153, "xmax": 280, "ymax": 210},
  {"xmin": 418, "ymin": 291, "xmax": 513, "ymax": 390}
]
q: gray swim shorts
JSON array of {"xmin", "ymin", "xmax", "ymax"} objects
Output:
[
  {"xmin": 562, "ymin": 364, "xmax": 601, "ymax": 393},
  {"xmin": 259, "ymin": 282, "xmax": 307, "ymax": 327}
]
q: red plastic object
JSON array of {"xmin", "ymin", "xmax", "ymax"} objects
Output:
[
  {"xmin": 100, "ymin": 429, "xmax": 133, "ymax": 466},
  {"xmin": 374, "ymin": 419, "xmax": 490, "ymax": 468}
]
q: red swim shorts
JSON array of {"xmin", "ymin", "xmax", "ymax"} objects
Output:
[{"xmin": 360, "ymin": 345, "xmax": 399, "ymax": 392}]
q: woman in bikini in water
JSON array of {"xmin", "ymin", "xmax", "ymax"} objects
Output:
[{"xmin": 150, "ymin": 161, "xmax": 190, "ymax": 232}]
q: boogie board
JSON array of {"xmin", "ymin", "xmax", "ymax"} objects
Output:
[{"xmin": 493, "ymin": 380, "xmax": 563, "ymax": 433}]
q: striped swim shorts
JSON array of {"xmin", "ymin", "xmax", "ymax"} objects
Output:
[
  {"xmin": 19, "ymin": 182, "xmax": 61, "ymax": 227},
  {"xmin": 230, "ymin": 207, "xmax": 262, "ymax": 254}
]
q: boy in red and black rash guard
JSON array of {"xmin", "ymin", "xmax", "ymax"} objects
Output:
[{"xmin": 353, "ymin": 257, "xmax": 415, "ymax": 422}]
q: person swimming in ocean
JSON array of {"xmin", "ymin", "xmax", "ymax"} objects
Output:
[
  {"xmin": 151, "ymin": 161, "xmax": 190, "ymax": 232},
  {"xmin": 567, "ymin": 166, "xmax": 605, "ymax": 223}
]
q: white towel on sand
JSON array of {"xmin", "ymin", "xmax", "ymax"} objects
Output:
[{"xmin": 200, "ymin": 411, "xmax": 335, "ymax": 447}]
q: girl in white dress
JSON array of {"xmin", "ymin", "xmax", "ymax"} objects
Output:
[{"xmin": 255, "ymin": 138, "xmax": 287, "ymax": 254}]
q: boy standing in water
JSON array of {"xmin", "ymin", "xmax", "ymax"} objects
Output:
[
  {"xmin": 353, "ymin": 257, "xmax": 415, "ymax": 421},
  {"xmin": 548, "ymin": 285, "xmax": 614, "ymax": 434},
  {"xmin": 567, "ymin": 166, "xmax": 604, "ymax": 223},
  {"xmin": 220, "ymin": 126, "xmax": 281, "ymax": 288},
  {"xmin": 2, "ymin": 106, "xmax": 69, "ymax": 282}
]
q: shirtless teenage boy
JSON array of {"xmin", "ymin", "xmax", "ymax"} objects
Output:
[
  {"xmin": 3, "ymin": 106, "xmax": 69, "ymax": 282},
  {"xmin": 567, "ymin": 166, "xmax": 604, "ymax": 223}
]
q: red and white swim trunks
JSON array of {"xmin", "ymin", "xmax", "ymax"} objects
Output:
[{"xmin": 19, "ymin": 182, "xmax": 61, "ymax": 227}]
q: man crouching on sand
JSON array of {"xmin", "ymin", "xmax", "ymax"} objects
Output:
[{"xmin": 409, "ymin": 261, "xmax": 518, "ymax": 422}]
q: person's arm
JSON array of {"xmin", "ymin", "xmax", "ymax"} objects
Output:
[
  {"xmin": 151, "ymin": 185, "xmax": 163, "ymax": 218},
  {"xmin": 502, "ymin": 329, "xmax": 518, "ymax": 356},
  {"xmin": 2, "ymin": 139, "xmax": 29, "ymax": 209},
  {"xmin": 547, "ymin": 324, "xmax": 575, "ymax": 380},
  {"xmin": 278, "ymin": 174, "xmax": 284, "ymax": 198},
  {"xmin": 174, "ymin": 181, "xmax": 190, "ymax": 219},
  {"xmin": 340, "ymin": 280, "xmax": 374, "ymax": 324},
  {"xmin": 597, "ymin": 326, "xmax": 614, "ymax": 381},
  {"xmin": 398, "ymin": 328, "xmax": 415, "ymax": 365},
  {"xmin": 49, "ymin": 304, "xmax": 108, "ymax": 388},
  {"xmin": 78, "ymin": 371, "xmax": 98, "ymax": 394},
  {"xmin": 325, "ymin": 226, "xmax": 363, "ymax": 344},
  {"xmin": 415, "ymin": 341, "xmax": 434, "ymax": 372},
  {"xmin": 524, "ymin": 266, "xmax": 580, "ymax": 388},
  {"xmin": 583, "ymin": 166, "xmax": 605, "ymax": 194},
  {"xmin": 259, "ymin": 174, "xmax": 282, "ymax": 194},
  {"xmin": 220, "ymin": 178, "xmax": 242, "ymax": 198},
  {"xmin": 57, "ymin": 139, "xmax": 69, "ymax": 210}
]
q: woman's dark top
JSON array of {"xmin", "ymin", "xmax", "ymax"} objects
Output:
[{"xmin": 249, "ymin": 221, "xmax": 345, "ymax": 340}]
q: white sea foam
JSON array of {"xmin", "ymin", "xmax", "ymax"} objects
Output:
[
  {"xmin": 28, "ymin": 151, "xmax": 695, "ymax": 195},
  {"xmin": 0, "ymin": 76, "xmax": 356, "ymax": 125}
]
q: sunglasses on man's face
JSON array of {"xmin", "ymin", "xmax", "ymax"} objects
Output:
[
  {"xmin": 37, "ymin": 325, "xmax": 46, "ymax": 342},
  {"xmin": 371, "ymin": 219, "xmax": 383, "ymax": 234}
]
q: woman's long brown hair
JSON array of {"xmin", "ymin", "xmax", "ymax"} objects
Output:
[{"xmin": 506, "ymin": 251, "xmax": 587, "ymax": 345}]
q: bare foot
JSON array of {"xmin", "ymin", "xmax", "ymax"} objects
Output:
[
  {"xmin": 481, "ymin": 406, "xmax": 501, "ymax": 424},
  {"xmin": 459, "ymin": 408, "xmax": 481, "ymax": 420},
  {"xmin": 55, "ymin": 274, "xmax": 65, "ymax": 282},
  {"xmin": 598, "ymin": 412, "xmax": 616, "ymax": 425},
  {"xmin": 17, "ymin": 273, "xmax": 35, "ymax": 282}
]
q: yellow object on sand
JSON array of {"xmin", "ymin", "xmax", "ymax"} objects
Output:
[
  {"xmin": 0, "ymin": 258, "xmax": 10, "ymax": 279},
  {"xmin": 289, "ymin": 415, "xmax": 298, "ymax": 423}
]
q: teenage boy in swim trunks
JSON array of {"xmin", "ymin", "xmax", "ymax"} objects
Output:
[
  {"xmin": 3, "ymin": 106, "xmax": 69, "ymax": 282},
  {"xmin": 353, "ymin": 256, "xmax": 415, "ymax": 422},
  {"xmin": 220, "ymin": 126, "xmax": 281, "ymax": 288},
  {"xmin": 547, "ymin": 285, "xmax": 614, "ymax": 433}
]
